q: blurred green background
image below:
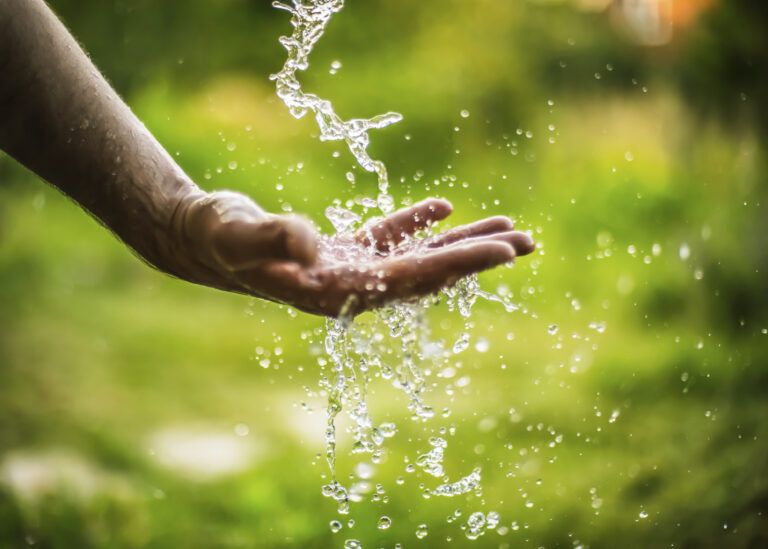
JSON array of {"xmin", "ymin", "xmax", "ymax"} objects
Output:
[{"xmin": 1, "ymin": 0, "xmax": 767, "ymax": 547}]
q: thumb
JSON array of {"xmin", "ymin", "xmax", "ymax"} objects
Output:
[{"xmin": 211, "ymin": 215, "xmax": 319, "ymax": 271}]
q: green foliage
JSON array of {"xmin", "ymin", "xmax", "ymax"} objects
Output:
[{"xmin": 1, "ymin": 0, "xmax": 766, "ymax": 547}]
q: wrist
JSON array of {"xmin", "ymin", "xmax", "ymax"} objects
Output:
[
  {"xmin": 157, "ymin": 186, "xmax": 210, "ymax": 280},
  {"xmin": 160, "ymin": 187, "xmax": 241, "ymax": 292}
]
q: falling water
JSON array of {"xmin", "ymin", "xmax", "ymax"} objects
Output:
[
  {"xmin": 271, "ymin": 0, "xmax": 525, "ymax": 523},
  {"xmin": 317, "ymin": 279, "xmax": 485, "ymax": 514},
  {"xmin": 270, "ymin": 0, "xmax": 400, "ymax": 214}
]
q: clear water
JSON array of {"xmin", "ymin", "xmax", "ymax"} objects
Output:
[
  {"xmin": 317, "ymin": 279, "xmax": 485, "ymax": 515},
  {"xmin": 270, "ymin": 0, "xmax": 401, "ymax": 214},
  {"xmin": 271, "ymin": 0, "xmax": 525, "ymax": 529}
]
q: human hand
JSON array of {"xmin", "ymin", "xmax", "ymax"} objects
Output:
[{"xmin": 170, "ymin": 191, "xmax": 534, "ymax": 317}]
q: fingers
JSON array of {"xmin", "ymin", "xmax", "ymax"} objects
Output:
[
  {"xmin": 211, "ymin": 215, "xmax": 318, "ymax": 270},
  {"xmin": 438, "ymin": 230, "xmax": 535, "ymax": 257},
  {"xmin": 360, "ymin": 198, "xmax": 453, "ymax": 252},
  {"xmin": 379, "ymin": 241, "xmax": 515, "ymax": 298},
  {"xmin": 507, "ymin": 231, "xmax": 535, "ymax": 256},
  {"xmin": 426, "ymin": 216, "xmax": 513, "ymax": 247},
  {"xmin": 239, "ymin": 241, "xmax": 514, "ymax": 317},
  {"xmin": 240, "ymin": 261, "xmax": 355, "ymax": 317}
]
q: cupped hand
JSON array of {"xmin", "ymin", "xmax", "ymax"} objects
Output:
[{"xmin": 171, "ymin": 190, "xmax": 535, "ymax": 317}]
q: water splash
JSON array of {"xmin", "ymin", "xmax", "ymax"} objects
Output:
[
  {"xmin": 317, "ymin": 277, "xmax": 486, "ymax": 513},
  {"xmin": 271, "ymin": 0, "xmax": 523, "ymax": 518},
  {"xmin": 416, "ymin": 437, "xmax": 448, "ymax": 477},
  {"xmin": 270, "ymin": 0, "xmax": 401, "ymax": 213},
  {"xmin": 464, "ymin": 510, "xmax": 501, "ymax": 540},
  {"xmin": 432, "ymin": 467, "xmax": 482, "ymax": 498}
]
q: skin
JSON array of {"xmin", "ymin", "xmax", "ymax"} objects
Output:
[{"xmin": 0, "ymin": 0, "xmax": 535, "ymax": 317}]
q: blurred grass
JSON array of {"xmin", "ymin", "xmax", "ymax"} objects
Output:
[{"xmin": 1, "ymin": 0, "xmax": 768, "ymax": 547}]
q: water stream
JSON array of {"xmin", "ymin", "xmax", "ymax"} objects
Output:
[
  {"xmin": 271, "ymin": 0, "xmax": 523, "ymax": 532},
  {"xmin": 270, "ymin": 0, "xmax": 400, "ymax": 214}
]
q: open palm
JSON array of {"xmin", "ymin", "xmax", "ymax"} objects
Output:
[{"xmin": 174, "ymin": 191, "xmax": 534, "ymax": 317}]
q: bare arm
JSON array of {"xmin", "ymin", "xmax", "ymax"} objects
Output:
[
  {"xmin": 0, "ymin": 0, "xmax": 534, "ymax": 317},
  {"xmin": 0, "ymin": 0, "xmax": 319, "ymax": 291},
  {"xmin": 0, "ymin": 0, "xmax": 197, "ymax": 274}
]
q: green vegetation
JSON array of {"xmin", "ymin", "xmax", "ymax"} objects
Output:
[{"xmin": 1, "ymin": 1, "xmax": 766, "ymax": 547}]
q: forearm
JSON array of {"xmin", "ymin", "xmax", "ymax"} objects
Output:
[{"xmin": 0, "ymin": 0, "xmax": 200, "ymax": 273}]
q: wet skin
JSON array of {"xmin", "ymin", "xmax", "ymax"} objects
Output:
[
  {"xmin": 178, "ymin": 192, "xmax": 535, "ymax": 316},
  {"xmin": 0, "ymin": 0, "xmax": 534, "ymax": 317}
]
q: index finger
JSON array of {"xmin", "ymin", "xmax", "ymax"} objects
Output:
[
  {"xmin": 362, "ymin": 240, "xmax": 516, "ymax": 307},
  {"xmin": 358, "ymin": 198, "xmax": 453, "ymax": 252}
]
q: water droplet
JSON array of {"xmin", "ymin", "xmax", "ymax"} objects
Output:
[
  {"xmin": 588, "ymin": 321, "xmax": 606, "ymax": 334},
  {"xmin": 432, "ymin": 468, "xmax": 481, "ymax": 497},
  {"xmin": 330, "ymin": 520, "xmax": 343, "ymax": 533},
  {"xmin": 460, "ymin": 109, "xmax": 470, "ymax": 118},
  {"xmin": 465, "ymin": 512, "xmax": 486, "ymax": 539},
  {"xmin": 377, "ymin": 422, "xmax": 397, "ymax": 438},
  {"xmin": 325, "ymin": 206, "xmax": 361, "ymax": 233},
  {"xmin": 474, "ymin": 337, "xmax": 490, "ymax": 353},
  {"xmin": 452, "ymin": 332, "xmax": 470, "ymax": 353},
  {"xmin": 415, "ymin": 524, "xmax": 429, "ymax": 539},
  {"xmin": 377, "ymin": 516, "xmax": 392, "ymax": 530},
  {"xmin": 486, "ymin": 511, "xmax": 500, "ymax": 529},
  {"xmin": 355, "ymin": 462, "xmax": 374, "ymax": 479}
]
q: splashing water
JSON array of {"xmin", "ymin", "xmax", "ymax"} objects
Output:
[
  {"xmin": 318, "ymin": 280, "xmax": 483, "ymax": 513},
  {"xmin": 464, "ymin": 510, "xmax": 501, "ymax": 540},
  {"xmin": 416, "ymin": 436, "xmax": 448, "ymax": 477},
  {"xmin": 270, "ymin": 0, "xmax": 401, "ymax": 213},
  {"xmin": 271, "ymin": 0, "xmax": 525, "ymax": 519}
]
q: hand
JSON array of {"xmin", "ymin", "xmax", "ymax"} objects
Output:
[{"xmin": 171, "ymin": 191, "xmax": 535, "ymax": 317}]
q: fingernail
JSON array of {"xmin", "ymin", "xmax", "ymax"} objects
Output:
[
  {"xmin": 431, "ymin": 198, "xmax": 453, "ymax": 217},
  {"xmin": 513, "ymin": 233, "xmax": 536, "ymax": 256},
  {"xmin": 500, "ymin": 242, "xmax": 516, "ymax": 262}
]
